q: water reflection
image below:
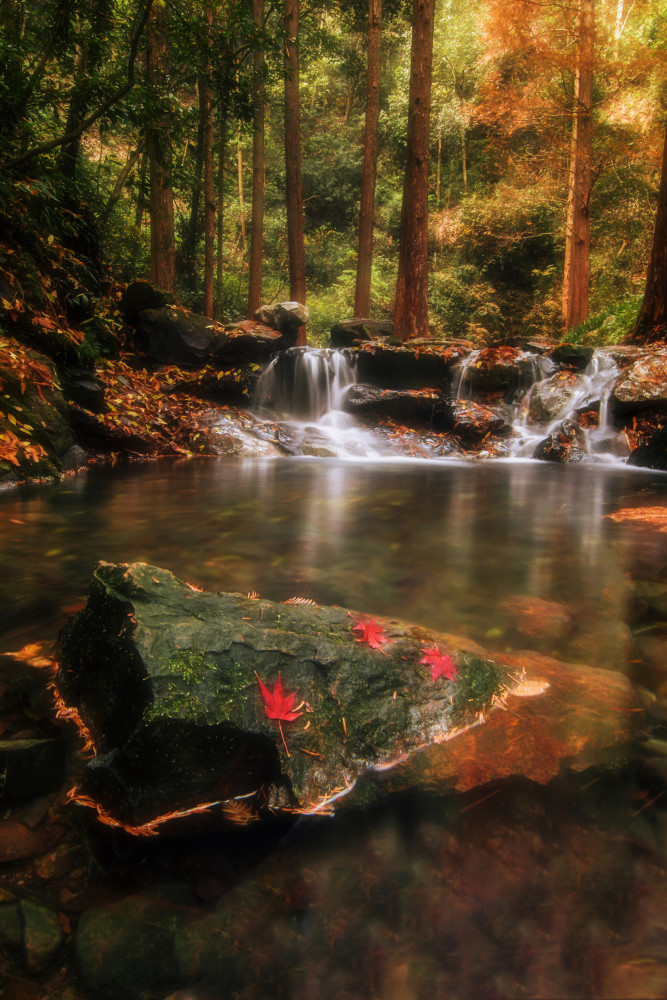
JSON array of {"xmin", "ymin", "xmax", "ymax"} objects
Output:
[{"xmin": 1, "ymin": 459, "xmax": 666, "ymax": 683}]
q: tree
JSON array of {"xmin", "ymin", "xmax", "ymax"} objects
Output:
[
  {"xmin": 284, "ymin": 0, "xmax": 307, "ymax": 343},
  {"xmin": 562, "ymin": 0, "xmax": 595, "ymax": 331},
  {"xmin": 247, "ymin": 0, "xmax": 266, "ymax": 318},
  {"xmin": 146, "ymin": 1, "xmax": 175, "ymax": 291},
  {"xmin": 202, "ymin": 5, "xmax": 216, "ymax": 318},
  {"xmin": 631, "ymin": 118, "xmax": 667, "ymax": 343},
  {"xmin": 393, "ymin": 0, "xmax": 436, "ymax": 341},
  {"xmin": 354, "ymin": 0, "xmax": 382, "ymax": 320}
]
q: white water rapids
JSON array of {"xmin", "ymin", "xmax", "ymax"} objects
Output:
[{"xmin": 251, "ymin": 345, "xmax": 630, "ymax": 463}]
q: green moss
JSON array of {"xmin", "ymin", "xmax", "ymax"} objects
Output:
[
  {"xmin": 165, "ymin": 649, "xmax": 209, "ymax": 685},
  {"xmin": 451, "ymin": 654, "xmax": 506, "ymax": 726}
]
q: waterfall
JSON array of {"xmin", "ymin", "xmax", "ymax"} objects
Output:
[
  {"xmin": 509, "ymin": 349, "xmax": 629, "ymax": 461},
  {"xmin": 254, "ymin": 347, "xmax": 357, "ymax": 422}
]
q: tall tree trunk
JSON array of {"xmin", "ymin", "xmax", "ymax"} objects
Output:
[
  {"xmin": 393, "ymin": 0, "xmax": 435, "ymax": 341},
  {"xmin": 147, "ymin": 3, "xmax": 175, "ymax": 291},
  {"xmin": 247, "ymin": 0, "xmax": 265, "ymax": 319},
  {"xmin": 215, "ymin": 126, "xmax": 227, "ymax": 319},
  {"xmin": 57, "ymin": 0, "xmax": 113, "ymax": 179},
  {"xmin": 284, "ymin": 0, "xmax": 307, "ymax": 344},
  {"xmin": 562, "ymin": 0, "xmax": 594, "ymax": 332},
  {"xmin": 135, "ymin": 148, "xmax": 148, "ymax": 228},
  {"xmin": 436, "ymin": 132, "xmax": 442, "ymax": 208},
  {"xmin": 202, "ymin": 5, "xmax": 215, "ymax": 319},
  {"xmin": 183, "ymin": 80, "xmax": 205, "ymax": 292},
  {"xmin": 237, "ymin": 134, "xmax": 246, "ymax": 249},
  {"xmin": 101, "ymin": 140, "xmax": 145, "ymax": 224},
  {"xmin": 631, "ymin": 120, "xmax": 667, "ymax": 343},
  {"xmin": 354, "ymin": 0, "xmax": 382, "ymax": 320}
]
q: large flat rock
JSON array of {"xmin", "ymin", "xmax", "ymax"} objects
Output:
[{"xmin": 55, "ymin": 563, "xmax": 644, "ymax": 833}]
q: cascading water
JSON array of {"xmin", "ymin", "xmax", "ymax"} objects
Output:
[
  {"xmin": 253, "ymin": 347, "xmax": 386, "ymax": 458},
  {"xmin": 251, "ymin": 344, "xmax": 632, "ymax": 465},
  {"xmin": 509, "ymin": 349, "xmax": 630, "ymax": 461}
]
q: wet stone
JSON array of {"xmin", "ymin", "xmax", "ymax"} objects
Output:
[
  {"xmin": 20, "ymin": 898, "xmax": 62, "ymax": 974},
  {"xmin": 0, "ymin": 901, "xmax": 22, "ymax": 953},
  {"xmin": 611, "ymin": 349, "xmax": 667, "ymax": 415},
  {"xmin": 533, "ymin": 419, "xmax": 589, "ymax": 462},
  {"xmin": 0, "ymin": 737, "xmax": 66, "ymax": 801}
]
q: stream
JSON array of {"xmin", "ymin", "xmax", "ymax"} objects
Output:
[{"xmin": 2, "ymin": 359, "xmax": 667, "ymax": 997}]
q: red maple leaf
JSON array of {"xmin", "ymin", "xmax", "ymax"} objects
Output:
[
  {"xmin": 255, "ymin": 671, "xmax": 302, "ymax": 756},
  {"xmin": 348, "ymin": 614, "xmax": 389, "ymax": 650},
  {"xmin": 420, "ymin": 646, "xmax": 458, "ymax": 683}
]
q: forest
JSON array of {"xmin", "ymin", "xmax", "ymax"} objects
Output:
[{"xmin": 0, "ymin": 0, "xmax": 665, "ymax": 356}]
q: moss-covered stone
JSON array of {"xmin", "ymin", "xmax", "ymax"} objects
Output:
[{"xmin": 57, "ymin": 562, "xmax": 513, "ymax": 827}]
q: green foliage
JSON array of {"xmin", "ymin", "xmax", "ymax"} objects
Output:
[{"xmin": 563, "ymin": 296, "xmax": 643, "ymax": 346}]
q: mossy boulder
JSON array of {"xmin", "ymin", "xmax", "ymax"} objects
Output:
[
  {"xmin": 56, "ymin": 562, "xmax": 510, "ymax": 828},
  {"xmin": 56, "ymin": 562, "xmax": 644, "ymax": 833}
]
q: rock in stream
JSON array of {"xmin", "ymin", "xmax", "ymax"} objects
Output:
[{"xmin": 55, "ymin": 562, "xmax": 645, "ymax": 833}]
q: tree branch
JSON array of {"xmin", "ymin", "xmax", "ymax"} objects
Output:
[{"xmin": 2, "ymin": 0, "xmax": 154, "ymax": 172}]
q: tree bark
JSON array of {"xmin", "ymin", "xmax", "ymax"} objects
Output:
[
  {"xmin": 202, "ymin": 5, "xmax": 216, "ymax": 319},
  {"xmin": 354, "ymin": 0, "xmax": 382, "ymax": 320},
  {"xmin": 393, "ymin": 0, "xmax": 435, "ymax": 341},
  {"xmin": 101, "ymin": 140, "xmax": 145, "ymax": 224},
  {"xmin": 183, "ymin": 80, "xmax": 205, "ymax": 292},
  {"xmin": 135, "ymin": 148, "xmax": 149, "ymax": 228},
  {"xmin": 284, "ymin": 0, "xmax": 307, "ymax": 344},
  {"xmin": 237, "ymin": 134, "xmax": 246, "ymax": 249},
  {"xmin": 57, "ymin": 0, "xmax": 113, "ymax": 180},
  {"xmin": 147, "ymin": 3, "xmax": 175, "ymax": 291},
  {"xmin": 631, "ymin": 119, "xmax": 667, "ymax": 343},
  {"xmin": 215, "ymin": 126, "xmax": 227, "ymax": 319},
  {"xmin": 247, "ymin": 0, "xmax": 265, "ymax": 319},
  {"xmin": 562, "ymin": 0, "xmax": 594, "ymax": 332}
]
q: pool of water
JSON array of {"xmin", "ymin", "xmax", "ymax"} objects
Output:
[
  {"xmin": 3, "ymin": 457, "xmax": 667, "ymax": 1000},
  {"xmin": 2, "ymin": 457, "xmax": 666, "ymax": 681}
]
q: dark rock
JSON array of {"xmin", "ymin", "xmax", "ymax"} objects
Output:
[
  {"xmin": 330, "ymin": 318, "xmax": 395, "ymax": 348},
  {"xmin": 132, "ymin": 308, "xmax": 222, "ymax": 368},
  {"xmin": 62, "ymin": 444, "xmax": 89, "ymax": 471},
  {"xmin": 218, "ymin": 320, "xmax": 283, "ymax": 364},
  {"xmin": 58, "ymin": 366, "xmax": 106, "ymax": 413},
  {"xmin": 0, "ymin": 738, "xmax": 66, "ymax": 800},
  {"xmin": 56, "ymin": 562, "xmax": 644, "ymax": 832},
  {"xmin": 120, "ymin": 282, "xmax": 173, "ymax": 319},
  {"xmin": 254, "ymin": 301, "xmax": 308, "ymax": 333},
  {"xmin": 68, "ymin": 405, "xmax": 156, "ymax": 455},
  {"xmin": 355, "ymin": 342, "xmax": 469, "ymax": 390},
  {"xmin": 20, "ymin": 898, "xmax": 62, "ymax": 974},
  {"xmin": 76, "ymin": 886, "xmax": 198, "ymax": 1000},
  {"xmin": 611, "ymin": 349, "xmax": 667, "ymax": 415},
  {"xmin": 627, "ymin": 425, "xmax": 667, "ymax": 471},
  {"xmin": 451, "ymin": 400, "xmax": 512, "ymax": 447},
  {"xmin": 65, "ymin": 290, "xmax": 95, "ymax": 324},
  {"xmin": 526, "ymin": 371, "xmax": 584, "ymax": 424},
  {"xmin": 343, "ymin": 385, "xmax": 451, "ymax": 430},
  {"xmin": 547, "ymin": 343, "xmax": 595, "ymax": 370},
  {"xmin": 455, "ymin": 346, "xmax": 546, "ymax": 404},
  {"xmin": 533, "ymin": 419, "xmax": 589, "ymax": 462},
  {"xmin": 0, "ymin": 902, "xmax": 22, "ymax": 953},
  {"xmin": 57, "ymin": 562, "xmax": 512, "ymax": 828},
  {"xmin": 167, "ymin": 369, "xmax": 254, "ymax": 407},
  {"xmin": 0, "ymin": 821, "xmax": 51, "ymax": 862}
]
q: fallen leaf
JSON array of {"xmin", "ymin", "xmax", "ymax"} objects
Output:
[
  {"xmin": 420, "ymin": 646, "xmax": 458, "ymax": 683},
  {"xmin": 255, "ymin": 671, "xmax": 303, "ymax": 756},
  {"xmin": 349, "ymin": 614, "xmax": 389, "ymax": 650}
]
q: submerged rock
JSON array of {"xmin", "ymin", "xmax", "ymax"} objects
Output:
[{"xmin": 56, "ymin": 563, "xmax": 644, "ymax": 833}]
